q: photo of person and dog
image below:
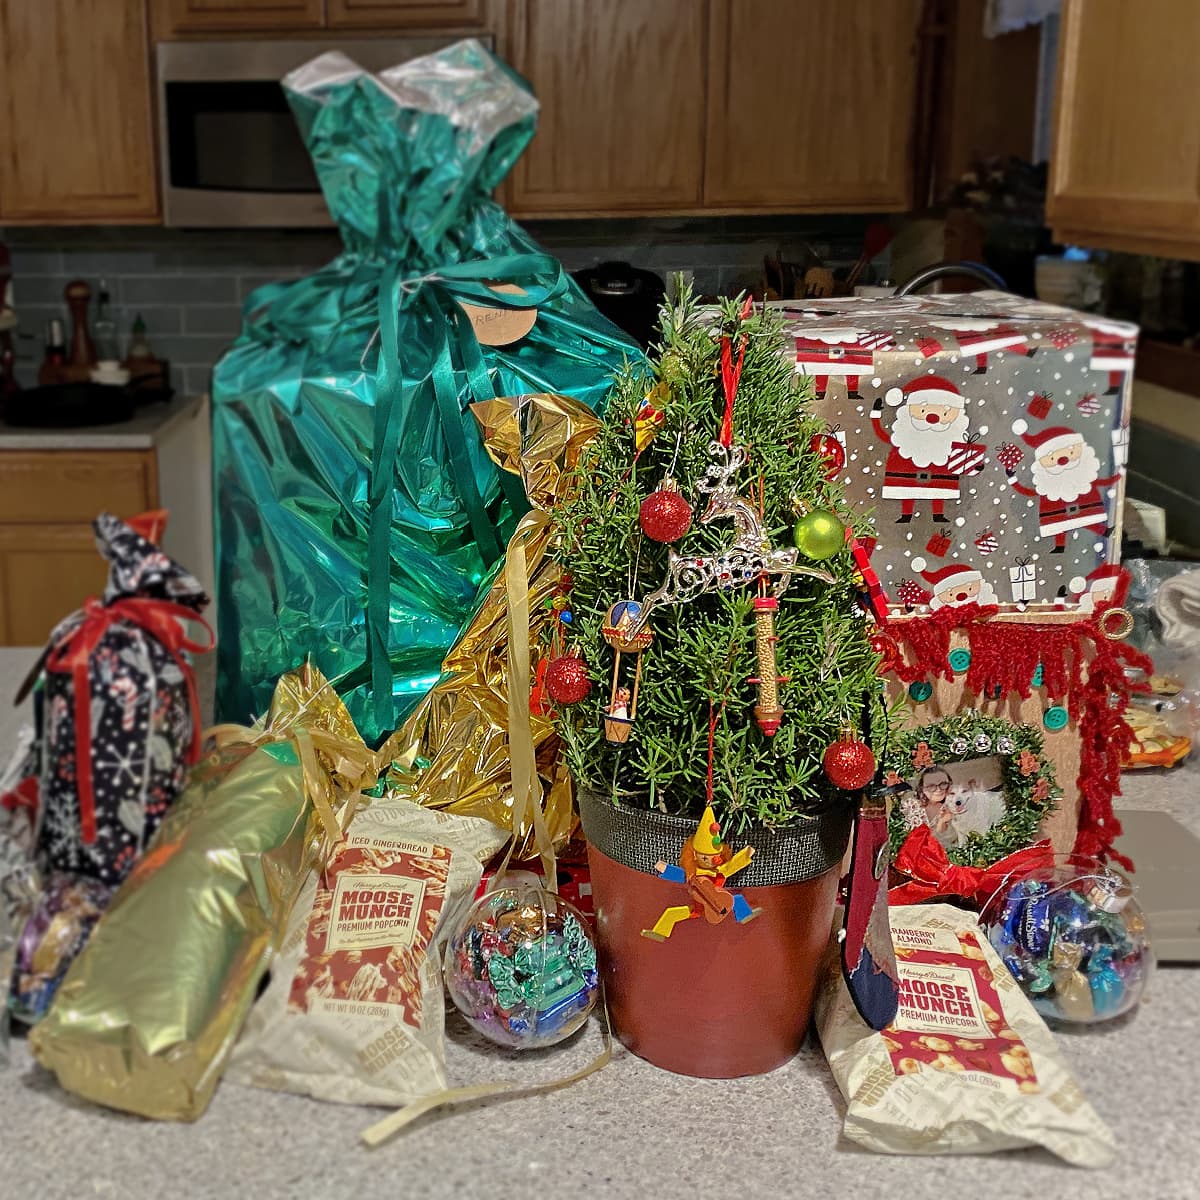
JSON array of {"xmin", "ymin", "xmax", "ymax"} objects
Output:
[{"xmin": 905, "ymin": 757, "xmax": 1007, "ymax": 850}]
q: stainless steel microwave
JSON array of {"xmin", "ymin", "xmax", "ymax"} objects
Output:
[{"xmin": 157, "ymin": 38, "xmax": 484, "ymax": 227}]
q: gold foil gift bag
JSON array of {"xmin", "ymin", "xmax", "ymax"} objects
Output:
[
  {"xmin": 30, "ymin": 665, "xmax": 376, "ymax": 1121},
  {"xmin": 376, "ymin": 392, "xmax": 601, "ymax": 857}
]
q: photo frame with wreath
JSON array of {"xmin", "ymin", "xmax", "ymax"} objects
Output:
[{"xmin": 884, "ymin": 712, "xmax": 1061, "ymax": 869}]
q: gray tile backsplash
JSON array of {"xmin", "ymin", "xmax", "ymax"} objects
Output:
[{"xmin": 2, "ymin": 215, "xmax": 880, "ymax": 397}]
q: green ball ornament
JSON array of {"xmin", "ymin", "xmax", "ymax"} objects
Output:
[{"xmin": 793, "ymin": 508, "xmax": 845, "ymax": 561}]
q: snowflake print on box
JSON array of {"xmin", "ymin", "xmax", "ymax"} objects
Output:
[
  {"xmin": 780, "ymin": 291, "xmax": 1135, "ymax": 615},
  {"xmin": 30, "ymin": 513, "xmax": 213, "ymax": 885}
]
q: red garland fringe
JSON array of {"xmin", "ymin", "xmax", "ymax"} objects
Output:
[{"xmin": 879, "ymin": 604, "xmax": 1152, "ymax": 867}]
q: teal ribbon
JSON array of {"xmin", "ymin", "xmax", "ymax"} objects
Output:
[{"xmin": 365, "ymin": 251, "xmax": 568, "ymax": 734}]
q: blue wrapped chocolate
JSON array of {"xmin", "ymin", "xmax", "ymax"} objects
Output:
[
  {"xmin": 211, "ymin": 40, "xmax": 639, "ymax": 744},
  {"xmin": 982, "ymin": 864, "xmax": 1153, "ymax": 1025}
]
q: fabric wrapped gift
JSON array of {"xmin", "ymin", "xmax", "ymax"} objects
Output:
[
  {"xmin": 211, "ymin": 39, "xmax": 640, "ymax": 745},
  {"xmin": 24, "ymin": 512, "xmax": 212, "ymax": 886}
]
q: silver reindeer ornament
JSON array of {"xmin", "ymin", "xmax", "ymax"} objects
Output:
[{"xmin": 631, "ymin": 440, "xmax": 836, "ymax": 735}]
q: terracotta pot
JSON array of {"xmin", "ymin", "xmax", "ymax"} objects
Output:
[{"xmin": 578, "ymin": 788, "xmax": 850, "ymax": 1078}]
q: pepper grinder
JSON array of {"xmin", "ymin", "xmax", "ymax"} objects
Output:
[{"xmin": 64, "ymin": 279, "xmax": 97, "ymax": 382}]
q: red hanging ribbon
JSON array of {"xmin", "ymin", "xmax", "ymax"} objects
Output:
[
  {"xmin": 846, "ymin": 527, "xmax": 888, "ymax": 620},
  {"xmin": 888, "ymin": 824, "xmax": 1056, "ymax": 908},
  {"xmin": 718, "ymin": 297, "xmax": 754, "ymax": 448},
  {"xmin": 44, "ymin": 597, "xmax": 214, "ymax": 845}
]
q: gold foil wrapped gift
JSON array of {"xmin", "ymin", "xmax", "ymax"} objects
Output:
[
  {"xmin": 377, "ymin": 393, "xmax": 601, "ymax": 859},
  {"xmin": 30, "ymin": 665, "xmax": 376, "ymax": 1121}
]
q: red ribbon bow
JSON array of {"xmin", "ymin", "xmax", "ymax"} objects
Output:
[
  {"xmin": 888, "ymin": 824, "xmax": 1055, "ymax": 909},
  {"xmin": 44, "ymin": 596, "xmax": 214, "ymax": 845}
]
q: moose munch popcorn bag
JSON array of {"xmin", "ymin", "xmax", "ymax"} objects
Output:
[
  {"xmin": 227, "ymin": 798, "xmax": 506, "ymax": 1107},
  {"xmin": 815, "ymin": 903, "xmax": 1115, "ymax": 1167}
]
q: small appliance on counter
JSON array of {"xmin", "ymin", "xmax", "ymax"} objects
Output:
[{"xmin": 571, "ymin": 261, "xmax": 666, "ymax": 348}]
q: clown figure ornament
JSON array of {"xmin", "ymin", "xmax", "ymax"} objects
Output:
[{"xmin": 641, "ymin": 806, "xmax": 761, "ymax": 941}]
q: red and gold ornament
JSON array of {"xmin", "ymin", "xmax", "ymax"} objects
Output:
[
  {"xmin": 823, "ymin": 728, "xmax": 876, "ymax": 790},
  {"xmin": 639, "ymin": 477, "xmax": 693, "ymax": 544}
]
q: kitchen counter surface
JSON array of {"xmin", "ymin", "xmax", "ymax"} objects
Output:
[
  {"xmin": 0, "ymin": 392, "xmax": 206, "ymax": 451},
  {"xmin": 0, "ymin": 649, "xmax": 1196, "ymax": 1200}
]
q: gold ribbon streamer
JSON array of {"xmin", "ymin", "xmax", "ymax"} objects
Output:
[
  {"xmin": 501, "ymin": 508, "xmax": 558, "ymax": 891},
  {"xmin": 205, "ymin": 666, "xmax": 375, "ymax": 865},
  {"xmin": 360, "ymin": 510, "xmax": 614, "ymax": 1147},
  {"xmin": 360, "ymin": 995, "xmax": 613, "ymax": 1148}
]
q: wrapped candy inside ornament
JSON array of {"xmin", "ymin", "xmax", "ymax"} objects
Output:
[
  {"xmin": 445, "ymin": 883, "xmax": 599, "ymax": 1049},
  {"xmin": 980, "ymin": 863, "xmax": 1153, "ymax": 1025}
]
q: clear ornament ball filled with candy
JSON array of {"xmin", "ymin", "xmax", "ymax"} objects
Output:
[
  {"xmin": 445, "ymin": 884, "xmax": 600, "ymax": 1049},
  {"xmin": 980, "ymin": 864, "xmax": 1153, "ymax": 1025}
]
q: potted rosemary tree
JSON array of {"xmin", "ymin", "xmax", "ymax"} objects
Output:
[{"xmin": 544, "ymin": 292, "xmax": 884, "ymax": 1077}]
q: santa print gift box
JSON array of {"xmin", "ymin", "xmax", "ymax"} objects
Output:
[{"xmin": 780, "ymin": 292, "xmax": 1147, "ymax": 866}]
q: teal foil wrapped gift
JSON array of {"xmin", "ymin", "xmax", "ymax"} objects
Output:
[{"xmin": 211, "ymin": 41, "xmax": 638, "ymax": 744}]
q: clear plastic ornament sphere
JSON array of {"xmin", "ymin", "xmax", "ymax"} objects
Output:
[
  {"xmin": 980, "ymin": 863, "xmax": 1153, "ymax": 1025},
  {"xmin": 444, "ymin": 884, "xmax": 600, "ymax": 1049}
]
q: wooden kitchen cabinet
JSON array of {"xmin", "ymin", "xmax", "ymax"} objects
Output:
[
  {"xmin": 0, "ymin": 0, "xmax": 158, "ymax": 223},
  {"xmin": 156, "ymin": 0, "xmax": 483, "ymax": 33},
  {"xmin": 327, "ymin": 0, "xmax": 485, "ymax": 28},
  {"xmin": 704, "ymin": 0, "xmax": 922, "ymax": 211},
  {"xmin": 504, "ymin": 0, "xmax": 708, "ymax": 215},
  {"xmin": 0, "ymin": 525, "xmax": 114, "ymax": 647},
  {"xmin": 504, "ymin": 0, "xmax": 921, "ymax": 218},
  {"xmin": 155, "ymin": 0, "xmax": 324, "ymax": 34},
  {"xmin": 1048, "ymin": 0, "xmax": 1200, "ymax": 258},
  {"xmin": 0, "ymin": 449, "xmax": 158, "ymax": 646}
]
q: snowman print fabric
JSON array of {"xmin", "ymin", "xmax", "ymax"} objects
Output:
[{"xmin": 781, "ymin": 292, "xmax": 1135, "ymax": 614}]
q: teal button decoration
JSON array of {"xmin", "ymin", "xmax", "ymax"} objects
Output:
[
  {"xmin": 1043, "ymin": 705, "xmax": 1068, "ymax": 731},
  {"xmin": 1032, "ymin": 663, "xmax": 1045, "ymax": 688},
  {"xmin": 908, "ymin": 681, "xmax": 933, "ymax": 702},
  {"xmin": 948, "ymin": 648, "xmax": 971, "ymax": 673}
]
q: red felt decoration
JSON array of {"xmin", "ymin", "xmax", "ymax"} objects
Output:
[
  {"xmin": 809, "ymin": 431, "xmax": 846, "ymax": 480},
  {"xmin": 877, "ymin": 605, "xmax": 1153, "ymax": 865},
  {"xmin": 529, "ymin": 657, "xmax": 551, "ymax": 716},
  {"xmin": 823, "ymin": 734, "xmax": 876, "ymax": 790},
  {"xmin": 545, "ymin": 655, "xmax": 591, "ymax": 705},
  {"xmin": 639, "ymin": 487, "xmax": 693, "ymax": 543}
]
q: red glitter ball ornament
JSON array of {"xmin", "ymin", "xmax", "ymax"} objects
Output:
[
  {"xmin": 639, "ymin": 482, "xmax": 693, "ymax": 543},
  {"xmin": 544, "ymin": 655, "xmax": 591, "ymax": 705},
  {"xmin": 809, "ymin": 431, "xmax": 846, "ymax": 480},
  {"xmin": 822, "ymin": 732, "xmax": 876, "ymax": 790}
]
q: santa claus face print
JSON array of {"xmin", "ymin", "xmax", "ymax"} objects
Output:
[
  {"xmin": 907, "ymin": 400, "xmax": 961, "ymax": 430},
  {"xmin": 1031, "ymin": 440, "xmax": 1101, "ymax": 503},
  {"xmin": 937, "ymin": 577, "xmax": 981, "ymax": 606},
  {"xmin": 1037, "ymin": 440, "xmax": 1082, "ymax": 470}
]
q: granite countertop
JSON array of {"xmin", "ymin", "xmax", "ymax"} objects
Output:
[
  {"xmin": 0, "ymin": 392, "xmax": 206, "ymax": 451},
  {"xmin": 1, "ymin": 647, "xmax": 1197, "ymax": 1200}
]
